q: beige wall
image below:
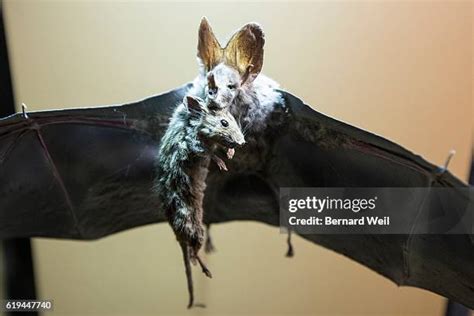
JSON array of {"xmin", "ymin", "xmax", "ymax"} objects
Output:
[{"xmin": 3, "ymin": 1, "xmax": 472, "ymax": 315}]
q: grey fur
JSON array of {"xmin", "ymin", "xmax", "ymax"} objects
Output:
[
  {"xmin": 154, "ymin": 95, "xmax": 244, "ymax": 308},
  {"xmin": 189, "ymin": 65, "xmax": 289, "ymax": 255},
  {"xmin": 189, "ymin": 20, "xmax": 289, "ymax": 256},
  {"xmin": 189, "ymin": 63, "xmax": 283, "ymax": 135},
  {"xmin": 156, "ymin": 20, "xmax": 287, "ymax": 305}
]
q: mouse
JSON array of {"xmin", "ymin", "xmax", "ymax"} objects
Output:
[{"xmin": 154, "ymin": 95, "xmax": 245, "ymax": 308}]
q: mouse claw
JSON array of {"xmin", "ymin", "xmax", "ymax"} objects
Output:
[
  {"xmin": 202, "ymin": 266, "xmax": 213, "ymax": 279},
  {"xmin": 213, "ymin": 155, "xmax": 228, "ymax": 171}
]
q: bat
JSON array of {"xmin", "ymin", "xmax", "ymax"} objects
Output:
[
  {"xmin": 0, "ymin": 19, "xmax": 473, "ymax": 309},
  {"xmin": 1, "ymin": 84, "xmax": 473, "ymax": 308}
]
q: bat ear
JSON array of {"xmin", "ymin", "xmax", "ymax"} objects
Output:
[
  {"xmin": 184, "ymin": 95, "xmax": 205, "ymax": 115},
  {"xmin": 197, "ymin": 17, "xmax": 223, "ymax": 72},
  {"xmin": 223, "ymin": 23, "xmax": 265, "ymax": 85}
]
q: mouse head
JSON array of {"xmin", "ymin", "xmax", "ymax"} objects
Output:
[
  {"xmin": 197, "ymin": 18, "xmax": 265, "ymax": 109},
  {"xmin": 184, "ymin": 95, "xmax": 245, "ymax": 149}
]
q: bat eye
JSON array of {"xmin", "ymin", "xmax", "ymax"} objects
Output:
[
  {"xmin": 208, "ymin": 88, "xmax": 217, "ymax": 96},
  {"xmin": 227, "ymin": 84, "xmax": 236, "ymax": 90},
  {"xmin": 220, "ymin": 119, "xmax": 229, "ymax": 127}
]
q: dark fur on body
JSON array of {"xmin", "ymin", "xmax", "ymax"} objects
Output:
[{"xmin": 154, "ymin": 95, "xmax": 244, "ymax": 308}]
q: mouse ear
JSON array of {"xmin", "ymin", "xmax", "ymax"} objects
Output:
[
  {"xmin": 197, "ymin": 17, "xmax": 223, "ymax": 73},
  {"xmin": 184, "ymin": 95, "xmax": 205, "ymax": 115},
  {"xmin": 223, "ymin": 23, "xmax": 265, "ymax": 85}
]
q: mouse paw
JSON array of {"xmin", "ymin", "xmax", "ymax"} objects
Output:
[{"xmin": 212, "ymin": 155, "xmax": 228, "ymax": 171}]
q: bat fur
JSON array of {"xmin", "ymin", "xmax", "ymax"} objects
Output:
[{"xmin": 188, "ymin": 18, "xmax": 294, "ymax": 256}]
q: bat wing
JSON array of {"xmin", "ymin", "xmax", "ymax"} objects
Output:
[
  {"xmin": 0, "ymin": 84, "xmax": 190, "ymax": 239},
  {"xmin": 203, "ymin": 91, "xmax": 474, "ymax": 308},
  {"xmin": 0, "ymin": 85, "xmax": 472, "ymax": 307}
]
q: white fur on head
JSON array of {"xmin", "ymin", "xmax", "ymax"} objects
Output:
[{"xmin": 192, "ymin": 18, "xmax": 284, "ymax": 135}]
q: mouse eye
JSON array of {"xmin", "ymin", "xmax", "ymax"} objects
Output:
[
  {"xmin": 220, "ymin": 119, "xmax": 229, "ymax": 127},
  {"xmin": 227, "ymin": 84, "xmax": 236, "ymax": 90}
]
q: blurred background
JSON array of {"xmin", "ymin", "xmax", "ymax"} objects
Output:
[{"xmin": 0, "ymin": 1, "xmax": 472, "ymax": 315}]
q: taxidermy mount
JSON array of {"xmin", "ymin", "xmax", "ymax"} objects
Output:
[
  {"xmin": 154, "ymin": 95, "xmax": 245, "ymax": 308},
  {"xmin": 190, "ymin": 18, "xmax": 296, "ymax": 256},
  {"xmin": 0, "ymin": 18, "xmax": 473, "ymax": 309}
]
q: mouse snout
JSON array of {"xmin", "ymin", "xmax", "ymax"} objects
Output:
[
  {"xmin": 235, "ymin": 135, "xmax": 246, "ymax": 147},
  {"xmin": 226, "ymin": 136, "xmax": 245, "ymax": 149}
]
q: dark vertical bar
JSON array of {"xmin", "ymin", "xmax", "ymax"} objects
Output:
[
  {"xmin": 0, "ymin": 2, "xmax": 38, "ymax": 316},
  {"xmin": 0, "ymin": 3, "xmax": 13, "ymax": 117},
  {"xmin": 444, "ymin": 158, "xmax": 474, "ymax": 316}
]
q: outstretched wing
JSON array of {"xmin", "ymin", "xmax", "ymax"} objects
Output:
[
  {"xmin": 0, "ymin": 84, "xmax": 189, "ymax": 239},
  {"xmin": 0, "ymin": 85, "xmax": 472, "ymax": 308},
  {"xmin": 203, "ymin": 91, "xmax": 474, "ymax": 308}
]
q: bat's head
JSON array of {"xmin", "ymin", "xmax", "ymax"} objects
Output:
[
  {"xmin": 197, "ymin": 17, "xmax": 265, "ymax": 109},
  {"xmin": 184, "ymin": 95, "xmax": 246, "ymax": 149}
]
